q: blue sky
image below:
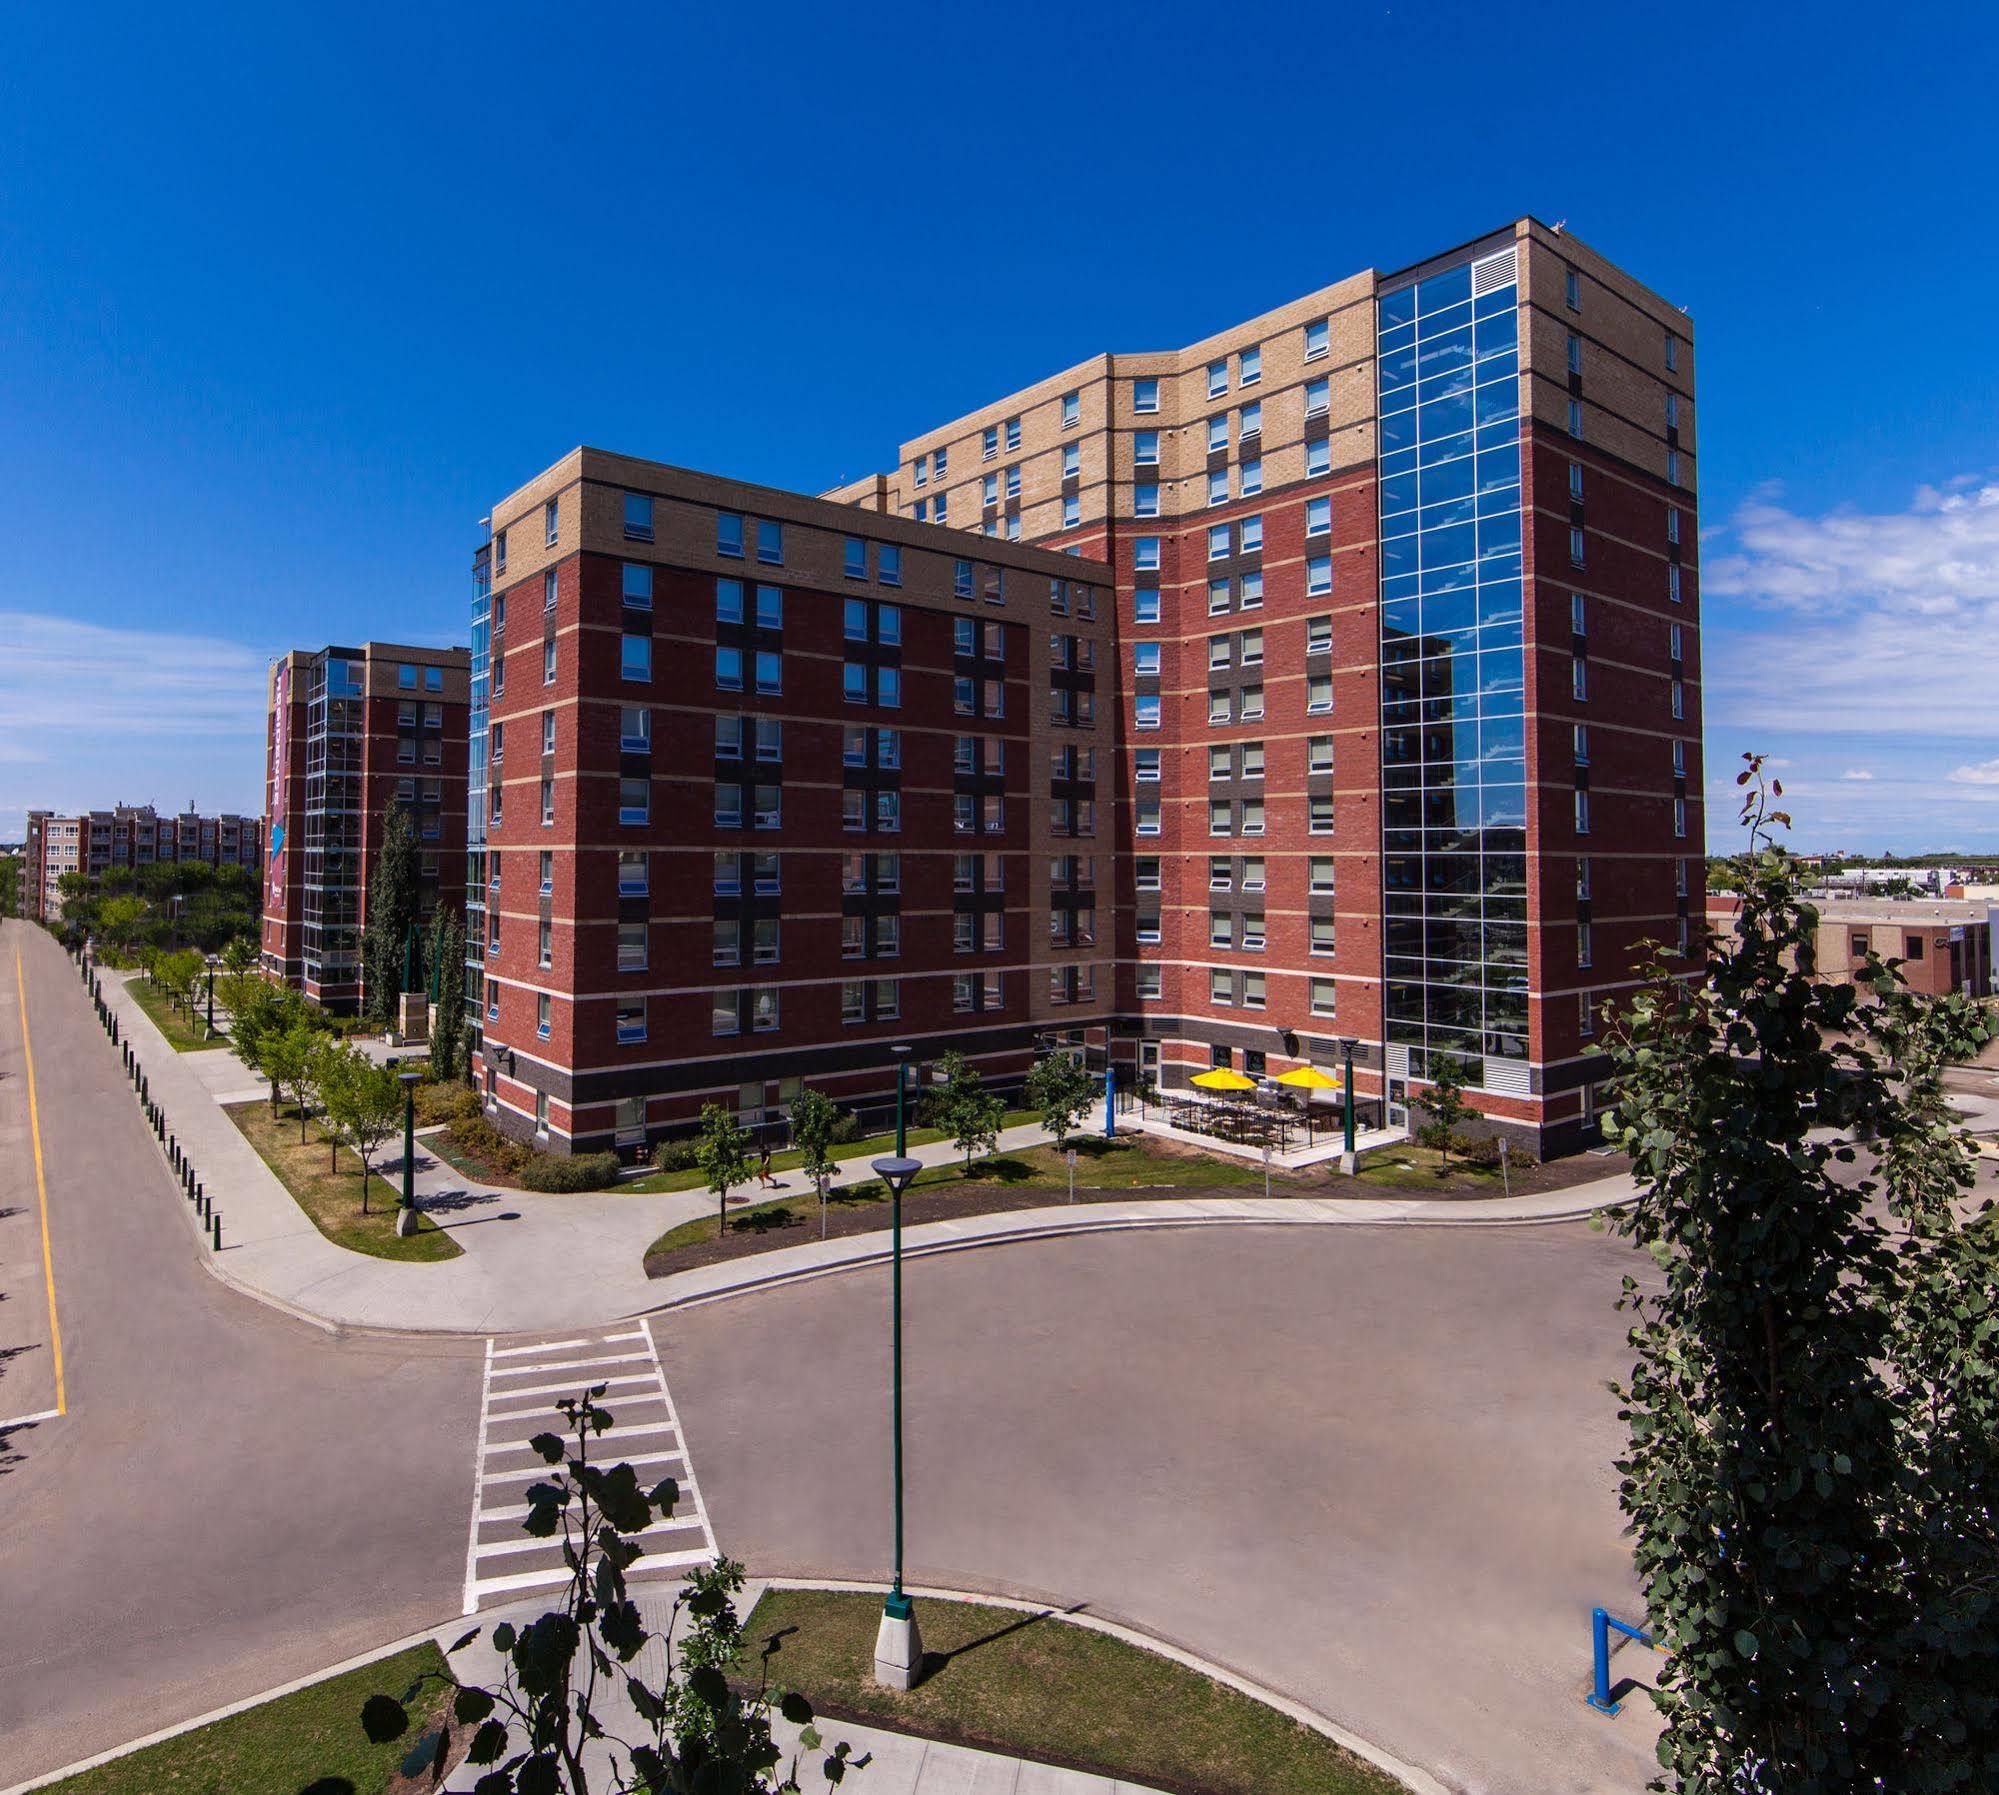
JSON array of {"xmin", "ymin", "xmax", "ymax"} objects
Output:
[{"xmin": 3, "ymin": 1, "xmax": 1996, "ymax": 852}]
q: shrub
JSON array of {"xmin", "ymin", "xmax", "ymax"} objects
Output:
[
  {"xmin": 415, "ymin": 1080, "xmax": 480, "ymax": 1127},
  {"xmin": 518, "ymin": 1150, "xmax": 622, "ymax": 1193},
  {"xmin": 829, "ymin": 1110, "xmax": 863, "ymax": 1145},
  {"xmin": 447, "ymin": 1114, "xmax": 533, "ymax": 1178},
  {"xmin": 652, "ymin": 1138, "xmax": 699, "ymax": 1173},
  {"xmin": 1458, "ymin": 1134, "xmax": 1504, "ymax": 1171}
]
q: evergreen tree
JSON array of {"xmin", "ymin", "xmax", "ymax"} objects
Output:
[
  {"xmin": 362, "ymin": 801, "xmax": 421, "ymax": 1026},
  {"xmin": 430, "ymin": 907, "xmax": 466, "ymax": 1079}
]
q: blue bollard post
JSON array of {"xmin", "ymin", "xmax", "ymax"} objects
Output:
[
  {"xmin": 1104, "ymin": 1063, "xmax": 1116, "ymax": 1139},
  {"xmin": 1585, "ymin": 1606, "xmax": 1655, "ymax": 1715}
]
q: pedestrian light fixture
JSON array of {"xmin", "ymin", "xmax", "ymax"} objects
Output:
[{"xmin": 397, "ymin": 1065, "xmax": 423, "ymax": 1236}]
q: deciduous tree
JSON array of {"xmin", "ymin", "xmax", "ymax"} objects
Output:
[
  {"xmin": 1023, "ymin": 1050, "xmax": 1096, "ymax": 1146},
  {"xmin": 697, "ymin": 1102, "xmax": 752, "ymax": 1238}
]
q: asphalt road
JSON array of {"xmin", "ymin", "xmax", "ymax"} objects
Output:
[
  {"xmin": 0, "ymin": 921, "xmax": 483, "ymax": 1785},
  {"xmin": 659, "ymin": 1220, "xmax": 1663, "ymax": 1795}
]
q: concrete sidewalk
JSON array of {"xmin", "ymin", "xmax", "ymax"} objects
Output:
[{"xmin": 103, "ymin": 967, "xmax": 1638, "ymax": 1337}]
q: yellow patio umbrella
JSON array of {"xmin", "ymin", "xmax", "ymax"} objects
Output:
[
  {"xmin": 1276, "ymin": 1064, "xmax": 1342, "ymax": 1144},
  {"xmin": 1190, "ymin": 1068, "xmax": 1257, "ymax": 1092}
]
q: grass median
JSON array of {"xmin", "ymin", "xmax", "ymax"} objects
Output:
[
  {"xmin": 644, "ymin": 1133, "xmax": 1271, "ymax": 1276},
  {"xmin": 126, "ymin": 975, "xmax": 229, "ymax": 1053},
  {"xmin": 40, "ymin": 1640, "xmax": 452, "ymax": 1795},
  {"xmin": 623, "ymin": 1109, "xmax": 1039, "ymax": 1194},
  {"xmin": 225, "ymin": 1099, "xmax": 461, "ymax": 1261},
  {"xmin": 741, "ymin": 1587, "xmax": 1401, "ymax": 1795}
]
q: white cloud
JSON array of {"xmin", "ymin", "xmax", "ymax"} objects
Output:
[
  {"xmin": 1706, "ymin": 478, "xmax": 1999, "ymax": 737},
  {"xmin": 1949, "ymin": 759, "xmax": 1999, "ymax": 786},
  {"xmin": 0, "ymin": 611, "xmax": 269, "ymax": 839},
  {"xmin": 1840, "ymin": 768, "xmax": 1874, "ymax": 781}
]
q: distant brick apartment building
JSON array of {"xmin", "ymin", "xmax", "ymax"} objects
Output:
[
  {"xmin": 19, "ymin": 805, "xmax": 261, "ymax": 923},
  {"xmin": 466, "ymin": 452, "xmax": 1113, "ymax": 1155},
  {"xmin": 262, "ymin": 642, "xmax": 470, "ymax": 1011},
  {"xmin": 473, "ymin": 218, "xmax": 1699, "ymax": 1159}
]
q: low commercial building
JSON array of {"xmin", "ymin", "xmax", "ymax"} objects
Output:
[
  {"xmin": 1706, "ymin": 895, "xmax": 1995, "ymax": 1000},
  {"xmin": 18, "ymin": 805, "xmax": 261, "ymax": 923},
  {"xmin": 262, "ymin": 642, "xmax": 470, "ymax": 1011}
]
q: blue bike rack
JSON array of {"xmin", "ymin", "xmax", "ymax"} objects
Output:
[{"xmin": 1586, "ymin": 1606, "xmax": 1656, "ymax": 1715}]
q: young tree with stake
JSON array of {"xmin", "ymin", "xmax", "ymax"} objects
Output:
[{"xmin": 696, "ymin": 1102, "xmax": 752, "ymax": 1238}]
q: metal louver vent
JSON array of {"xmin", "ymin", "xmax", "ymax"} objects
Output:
[
  {"xmin": 1481, "ymin": 1058, "xmax": 1533, "ymax": 1097},
  {"xmin": 1471, "ymin": 248, "xmax": 1517, "ymax": 294},
  {"xmin": 1385, "ymin": 1044, "xmax": 1411, "ymax": 1077}
]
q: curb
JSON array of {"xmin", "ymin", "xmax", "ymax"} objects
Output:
[
  {"xmin": 757, "ymin": 1576, "xmax": 1452, "ymax": 1795},
  {"xmin": 640, "ymin": 1194, "xmax": 1632, "ymax": 1317}
]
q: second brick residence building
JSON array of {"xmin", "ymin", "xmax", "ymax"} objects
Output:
[{"xmin": 471, "ymin": 216, "xmax": 1701, "ymax": 1160}]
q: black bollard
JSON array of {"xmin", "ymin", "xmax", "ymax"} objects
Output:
[{"xmin": 211, "ymin": 1212, "xmax": 221, "ymax": 1250}]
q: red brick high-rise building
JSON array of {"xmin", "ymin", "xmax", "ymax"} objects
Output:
[
  {"xmin": 19, "ymin": 805, "xmax": 261, "ymax": 924},
  {"xmin": 473, "ymin": 219, "xmax": 1699, "ymax": 1159},
  {"xmin": 831, "ymin": 217, "xmax": 1701, "ymax": 1156},
  {"xmin": 262, "ymin": 642, "xmax": 470, "ymax": 1011}
]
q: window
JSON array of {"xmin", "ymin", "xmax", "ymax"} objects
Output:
[
  {"xmin": 1136, "ymin": 797, "xmax": 1161, "ymax": 835},
  {"xmin": 1672, "ymin": 738, "xmax": 1687, "ymax": 778},
  {"xmin": 1566, "ymin": 331, "xmax": 1583, "ymax": 375},
  {"xmin": 538, "ymin": 640, "xmax": 556, "ymax": 686},
  {"xmin": 1565, "ymin": 268, "xmax": 1581, "ymax": 310},
  {"xmin": 1672, "ymin": 679, "xmax": 1685, "ymax": 720},
  {"xmin": 1306, "ymin": 673, "xmax": 1333, "ymax": 714},
  {"xmin": 717, "ymin": 512, "xmax": 744, "ymax": 557},
  {"xmin": 1306, "ymin": 437, "xmax": 1331, "ymax": 476},
  {"xmin": 1665, "ymin": 334, "xmax": 1680, "ymax": 372},
  {"xmin": 1209, "ymin": 799, "xmax": 1233, "ymax": 836},
  {"xmin": 1131, "ymin": 429, "xmax": 1158, "ymax": 467},
  {"xmin": 1238, "ymin": 345, "xmax": 1261, "ymax": 385},
  {"xmin": 1210, "ymin": 911, "xmax": 1233, "ymax": 948},
  {"xmin": 1005, "ymin": 416, "xmax": 1021, "ymax": 451},
  {"xmin": 537, "ymin": 920, "xmax": 553, "ymax": 971},
  {"xmin": 617, "ymin": 1000, "xmax": 646, "ymax": 1044},
  {"xmin": 1242, "ymin": 797, "xmax": 1265, "ymax": 834},
  {"xmin": 1674, "ymin": 796, "xmax": 1688, "ymax": 838},
  {"xmin": 1060, "ymin": 494, "xmax": 1081, "ymax": 528},
  {"xmin": 1572, "ymin": 654, "xmax": 1588, "ymax": 702},
  {"xmin": 539, "ymin": 776, "xmax": 555, "ymax": 825},
  {"xmin": 1241, "ymin": 515, "xmax": 1263, "ymax": 554},
  {"xmin": 1130, "ymin": 376, "xmax": 1162, "ymax": 414},
  {"xmin": 755, "ymin": 519, "xmax": 782, "ymax": 564},
  {"xmin": 1239, "ymin": 627, "xmax": 1264, "ymax": 666},
  {"xmin": 1568, "ymin": 398, "xmax": 1584, "ymax": 439},
  {"xmin": 1304, "ymin": 552, "xmax": 1335, "ymax": 596},
  {"xmin": 716, "ymin": 646, "xmax": 744, "ymax": 692},
  {"xmin": 1305, "ymin": 375, "xmax": 1330, "ymax": 418},
  {"xmin": 1308, "ymin": 794, "xmax": 1335, "ymax": 834},
  {"xmin": 1304, "ymin": 494, "xmax": 1332, "ymax": 537},
  {"xmin": 715, "ymin": 782, "xmax": 745, "ymax": 829},
  {"xmin": 981, "ymin": 425, "xmax": 999, "ymax": 460},
  {"xmin": 1208, "ymin": 524, "xmax": 1230, "ymax": 562},
  {"xmin": 1666, "ymin": 392, "xmax": 1680, "ymax": 430},
  {"xmin": 615, "ymin": 774, "xmax": 647, "ymax": 825},
  {"xmin": 1666, "ymin": 506, "xmax": 1681, "ymax": 546},
  {"xmin": 617, "ymin": 922, "xmax": 647, "ymax": 971},
  {"xmin": 1577, "ymin": 857, "xmax": 1592, "ymax": 900},
  {"xmin": 1134, "ymin": 483, "xmax": 1160, "ymax": 517},
  {"xmin": 1310, "ymin": 978, "xmax": 1337, "ymax": 1017},
  {"xmin": 1578, "ymin": 921, "xmax": 1594, "ymax": 967},
  {"xmin": 1575, "ymin": 789, "xmax": 1592, "ymax": 835},
  {"xmin": 1136, "ymin": 964, "xmax": 1163, "ymax": 1000},
  {"xmin": 933, "ymin": 490, "xmax": 949, "ymax": 522},
  {"xmin": 1240, "ymin": 460, "xmax": 1263, "ymax": 496},
  {"xmin": 1669, "ymin": 622, "xmax": 1684, "ymax": 661},
  {"xmin": 617, "ymin": 563, "xmax": 654, "ymax": 611},
  {"xmin": 1301, "ymin": 735, "xmax": 1333, "ymax": 778},
  {"xmin": 1569, "ymin": 462, "xmax": 1584, "ymax": 501},
  {"xmin": 754, "ymin": 650, "xmax": 780, "ymax": 695},
  {"xmin": 1059, "ymin": 443, "xmax": 1082, "ymax": 481},
  {"xmin": 1570, "ymin": 526, "xmax": 1586, "ymax": 568},
  {"xmin": 1240, "ymin": 570, "xmax": 1263, "ymax": 607},
  {"xmin": 716, "ymin": 577, "xmax": 746, "ymax": 625},
  {"xmin": 540, "ymin": 710, "xmax": 556, "ymax": 757},
  {"xmin": 494, "ymin": 529, "xmax": 507, "ymax": 573},
  {"xmin": 1134, "ymin": 587, "xmax": 1161, "ymax": 624},
  {"xmin": 1208, "ymin": 470, "xmax": 1230, "ymax": 507},
  {"xmin": 1207, "ymin": 359, "xmax": 1229, "ymax": 397},
  {"xmin": 1578, "ymin": 991, "xmax": 1594, "ymax": 1040},
  {"xmin": 1208, "ymin": 635, "xmax": 1231, "ymax": 672},
  {"xmin": 1210, "ymin": 968, "xmax": 1234, "ymax": 1006},
  {"xmin": 1205, "ymin": 414, "xmax": 1229, "ymax": 454},
  {"xmin": 534, "ymin": 1092, "xmax": 550, "ymax": 1139},
  {"xmin": 1304, "ymin": 316, "xmax": 1329, "ymax": 359},
  {"xmin": 1239, "ymin": 400, "xmax": 1262, "ymax": 440},
  {"xmin": 617, "ymin": 850, "xmax": 646, "ymax": 896},
  {"xmin": 1574, "ymin": 723, "xmax": 1590, "ymax": 765},
  {"xmin": 1309, "ymin": 856, "xmax": 1335, "ymax": 894},
  {"xmin": 621, "ymin": 634, "xmax": 651, "ymax": 682},
  {"xmin": 544, "ymin": 498, "xmax": 559, "ymax": 547},
  {"xmin": 1005, "ymin": 464, "xmax": 1022, "ymax": 500}
]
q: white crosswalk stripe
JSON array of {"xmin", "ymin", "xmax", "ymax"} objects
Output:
[{"xmin": 461, "ymin": 1321, "xmax": 717, "ymax": 1613}]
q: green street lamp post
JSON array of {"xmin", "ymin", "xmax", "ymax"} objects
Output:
[
  {"xmin": 871, "ymin": 1044, "xmax": 923, "ymax": 1689},
  {"xmin": 396, "ymin": 1066, "xmax": 423, "ymax": 1236},
  {"xmin": 205, "ymin": 954, "xmax": 219, "ymax": 1039},
  {"xmin": 1337, "ymin": 1035, "xmax": 1360, "ymax": 1174}
]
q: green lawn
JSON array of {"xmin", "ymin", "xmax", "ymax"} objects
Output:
[
  {"xmin": 625, "ymin": 1109, "xmax": 1038, "ymax": 1193},
  {"xmin": 41, "ymin": 1641, "xmax": 451, "ymax": 1795},
  {"xmin": 127, "ymin": 975, "xmax": 229, "ymax": 1052},
  {"xmin": 741, "ymin": 1588, "xmax": 1400, "ymax": 1795},
  {"xmin": 226, "ymin": 1099, "xmax": 461, "ymax": 1261},
  {"xmin": 1348, "ymin": 1143, "xmax": 1505, "ymax": 1192},
  {"xmin": 646, "ymin": 1134, "xmax": 1267, "ymax": 1262}
]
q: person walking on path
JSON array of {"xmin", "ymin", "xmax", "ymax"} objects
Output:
[{"xmin": 758, "ymin": 1142, "xmax": 777, "ymax": 1189}]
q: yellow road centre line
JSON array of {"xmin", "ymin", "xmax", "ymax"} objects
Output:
[{"xmin": 16, "ymin": 948, "xmax": 66, "ymax": 1416}]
